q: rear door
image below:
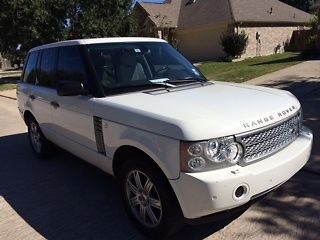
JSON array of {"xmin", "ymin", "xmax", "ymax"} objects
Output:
[{"xmin": 28, "ymin": 48, "xmax": 58, "ymax": 139}]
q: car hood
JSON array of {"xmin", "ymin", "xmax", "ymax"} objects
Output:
[{"xmin": 94, "ymin": 82, "xmax": 300, "ymax": 141}]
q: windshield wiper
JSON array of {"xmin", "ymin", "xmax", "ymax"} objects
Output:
[
  {"xmin": 164, "ymin": 78, "xmax": 207, "ymax": 84},
  {"xmin": 106, "ymin": 83, "xmax": 169, "ymax": 95}
]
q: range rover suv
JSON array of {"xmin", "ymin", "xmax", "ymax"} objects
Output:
[{"xmin": 17, "ymin": 37, "xmax": 313, "ymax": 238}]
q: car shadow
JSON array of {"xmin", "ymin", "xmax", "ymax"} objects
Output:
[
  {"xmin": 246, "ymin": 171, "xmax": 320, "ymax": 240},
  {"xmin": 0, "ymin": 133, "xmax": 144, "ymax": 239},
  {"xmin": 0, "ymin": 133, "xmax": 247, "ymax": 240},
  {"xmin": 168, "ymin": 206, "xmax": 250, "ymax": 240}
]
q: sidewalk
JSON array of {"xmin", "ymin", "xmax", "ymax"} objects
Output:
[
  {"xmin": 0, "ymin": 196, "xmax": 44, "ymax": 240},
  {"xmin": 0, "ymin": 69, "xmax": 22, "ymax": 75},
  {"xmin": 0, "ymin": 89, "xmax": 17, "ymax": 100},
  {"xmin": 246, "ymin": 60, "xmax": 320, "ymax": 98}
]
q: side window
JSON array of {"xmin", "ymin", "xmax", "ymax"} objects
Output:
[
  {"xmin": 38, "ymin": 48, "xmax": 57, "ymax": 88},
  {"xmin": 57, "ymin": 46, "xmax": 87, "ymax": 83},
  {"xmin": 23, "ymin": 51, "xmax": 39, "ymax": 84}
]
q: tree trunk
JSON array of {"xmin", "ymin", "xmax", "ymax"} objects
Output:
[{"xmin": 318, "ymin": 8, "xmax": 320, "ymax": 50}]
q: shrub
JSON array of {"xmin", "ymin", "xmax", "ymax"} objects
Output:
[
  {"xmin": 310, "ymin": 15, "xmax": 319, "ymax": 35},
  {"xmin": 217, "ymin": 56, "xmax": 233, "ymax": 62},
  {"xmin": 301, "ymin": 15, "xmax": 320, "ymax": 58},
  {"xmin": 220, "ymin": 31, "xmax": 249, "ymax": 58},
  {"xmin": 301, "ymin": 35, "xmax": 320, "ymax": 58}
]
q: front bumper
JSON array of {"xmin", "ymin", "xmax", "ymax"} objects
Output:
[{"xmin": 170, "ymin": 126, "xmax": 313, "ymax": 219}]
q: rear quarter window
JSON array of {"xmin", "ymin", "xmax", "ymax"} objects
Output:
[{"xmin": 23, "ymin": 51, "xmax": 39, "ymax": 84}]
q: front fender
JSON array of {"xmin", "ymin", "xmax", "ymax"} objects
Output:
[{"xmin": 103, "ymin": 119, "xmax": 180, "ymax": 180}]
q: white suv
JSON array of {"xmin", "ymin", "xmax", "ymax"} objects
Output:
[{"xmin": 17, "ymin": 37, "xmax": 313, "ymax": 238}]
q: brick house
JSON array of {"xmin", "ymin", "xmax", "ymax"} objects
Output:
[{"xmin": 134, "ymin": 0, "xmax": 312, "ymax": 61}]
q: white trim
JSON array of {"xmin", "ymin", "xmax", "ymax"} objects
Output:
[{"xmin": 30, "ymin": 37, "xmax": 167, "ymax": 52}]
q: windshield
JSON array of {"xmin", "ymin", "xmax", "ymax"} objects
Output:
[{"xmin": 86, "ymin": 42, "xmax": 206, "ymax": 94}]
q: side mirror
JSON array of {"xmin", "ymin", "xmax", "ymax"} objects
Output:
[{"xmin": 57, "ymin": 80, "xmax": 88, "ymax": 96}]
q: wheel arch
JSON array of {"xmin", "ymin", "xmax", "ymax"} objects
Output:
[
  {"xmin": 112, "ymin": 145, "xmax": 167, "ymax": 179},
  {"xmin": 23, "ymin": 110, "xmax": 36, "ymax": 126}
]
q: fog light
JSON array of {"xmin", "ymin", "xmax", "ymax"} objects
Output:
[
  {"xmin": 235, "ymin": 186, "xmax": 245, "ymax": 198},
  {"xmin": 188, "ymin": 157, "xmax": 206, "ymax": 171},
  {"xmin": 233, "ymin": 184, "xmax": 249, "ymax": 200}
]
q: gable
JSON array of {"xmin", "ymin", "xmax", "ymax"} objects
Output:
[{"xmin": 139, "ymin": 1, "xmax": 182, "ymax": 28}]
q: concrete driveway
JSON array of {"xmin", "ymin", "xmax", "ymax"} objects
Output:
[{"xmin": 0, "ymin": 61, "xmax": 319, "ymax": 240}]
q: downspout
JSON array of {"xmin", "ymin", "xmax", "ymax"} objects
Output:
[{"xmin": 227, "ymin": 0, "xmax": 236, "ymax": 32}]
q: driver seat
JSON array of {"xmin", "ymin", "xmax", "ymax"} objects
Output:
[{"xmin": 116, "ymin": 51, "xmax": 147, "ymax": 84}]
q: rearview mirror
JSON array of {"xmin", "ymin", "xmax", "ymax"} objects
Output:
[{"xmin": 57, "ymin": 80, "xmax": 88, "ymax": 96}]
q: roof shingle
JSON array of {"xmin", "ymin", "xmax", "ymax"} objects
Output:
[
  {"xmin": 230, "ymin": 0, "xmax": 312, "ymax": 24},
  {"xmin": 137, "ymin": 0, "xmax": 312, "ymax": 28},
  {"xmin": 178, "ymin": 0, "xmax": 233, "ymax": 28}
]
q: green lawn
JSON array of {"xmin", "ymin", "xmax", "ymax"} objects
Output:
[
  {"xmin": 0, "ymin": 73, "xmax": 21, "ymax": 91},
  {"xmin": 0, "ymin": 83, "xmax": 16, "ymax": 91},
  {"xmin": 198, "ymin": 52, "xmax": 302, "ymax": 83}
]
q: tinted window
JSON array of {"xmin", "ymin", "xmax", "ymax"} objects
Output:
[
  {"xmin": 23, "ymin": 51, "xmax": 39, "ymax": 84},
  {"xmin": 38, "ymin": 48, "xmax": 57, "ymax": 88},
  {"xmin": 57, "ymin": 46, "xmax": 87, "ymax": 83}
]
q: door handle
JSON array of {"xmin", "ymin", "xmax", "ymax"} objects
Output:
[
  {"xmin": 50, "ymin": 101, "xmax": 60, "ymax": 108},
  {"xmin": 29, "ymin": 95, "xmax": 35, "ymax": 100}
]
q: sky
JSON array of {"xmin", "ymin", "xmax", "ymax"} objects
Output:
[
  {"xmin": 132, "ymin": 0, "xmax": 165, "ymax": 7},
  {"xmin": 143, "ymin": 0, "xmax": 164, "ymax": 2},
  {"xmin": 135, "ymin": 0, "xmax": 165, "ymax": 3}
]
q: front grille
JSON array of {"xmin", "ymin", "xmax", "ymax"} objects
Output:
[{"xmin": 238, "ymin": 114, "xmax": 301, "ymax": 164}]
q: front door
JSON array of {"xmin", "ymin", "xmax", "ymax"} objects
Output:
[{"xmin": 50, "ymin": 46, "xmax": 97, "ymax": 153}]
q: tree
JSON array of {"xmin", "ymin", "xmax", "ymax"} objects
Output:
[
  {"xmin": 0, "ymin": 0, "xmax": 67, "ymax": 61},
  {"xmin": 66, "ymin": 0, "xmax": 137, "ymax": 39},
  {"xmin": 302, "ymin": 15, "xmax": 320, "ymax": 57},
  {"xmin": 279, "ymin": 0, "xmax": 314, "ymax": 13},
  {"xmin": 0, "ymin": 0, "xmax": 137, "ymax": 63},
  {"xmin": 220, "ymin": 31, "xmax": 249, "ymax": 58}
]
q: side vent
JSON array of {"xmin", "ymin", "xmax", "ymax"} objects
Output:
[{"xmin": 93, "ymin": 116, "xmax": 106, "ymax": 155}]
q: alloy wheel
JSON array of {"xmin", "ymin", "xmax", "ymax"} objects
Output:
[
  {"xmin": 125, "ymin": 170, "xmax": 163, "ymax": 228},
  {"xmin": 29, "ymin": 121, "xmax": 42, "ymax": 153}
]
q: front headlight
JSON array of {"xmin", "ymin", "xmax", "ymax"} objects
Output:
[{"xmin": 181, "ymin": 137, "xmax": 244, "ymax": 172}]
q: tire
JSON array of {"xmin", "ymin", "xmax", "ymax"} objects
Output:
[
  {"xmin": 27, "ymin": 117, "xmax": 51, "ymax": 159},
  {"xmin": 119, "ymin": 157, "xmax": 184, "ymax": 239}
]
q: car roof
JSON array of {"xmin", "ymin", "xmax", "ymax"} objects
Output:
[{"xmin": 29, "ymin": 37, "xmax": 167, "ymax": 52}]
